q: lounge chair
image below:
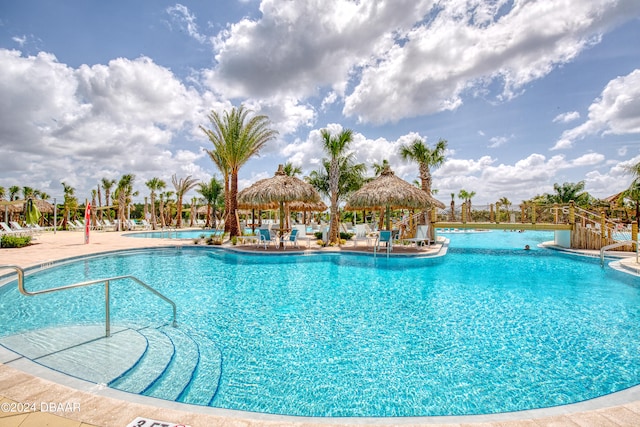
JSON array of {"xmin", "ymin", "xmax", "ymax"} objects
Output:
[
  {"xmin": 293, "ymin": 224, "xmax": 313, "ymax": 248},
  {"xmin": 374, "ymin": 230, "xmax": 393, "ymax": 257},
  {"xmin": 283, "ymin": 229, "xmax": 299, "ymax": 249},
  {"xmin": 257, "ymin": 228, "xmax": 276, "ymax": 249},
  {"xmin": 1, "ymin": 222, "xmax": 22, "ymax": 236},
  {"xmin": 404, "ymin": 224, "xmax": 431, "ymax": 247},
  {"xmin": 351, "ymin": 223, "xmax": 375, "ymax": 247},
  {"xmin": 10, "ymin": 221, "xmax": 36, "ymax": 236}
]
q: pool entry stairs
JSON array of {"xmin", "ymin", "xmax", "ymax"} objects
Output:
[{"xmin": 0, "ymin": 323, "xmax": 223, "ymax": 406}]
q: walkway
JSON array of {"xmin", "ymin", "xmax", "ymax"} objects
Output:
[{"xmin": 2, "ymin": 230, "xmax": 640, "ymax": 426}]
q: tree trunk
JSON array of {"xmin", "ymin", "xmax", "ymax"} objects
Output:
[{"xmin": 228, "ymin": 171, "xmax": 240, "ymax": 237}]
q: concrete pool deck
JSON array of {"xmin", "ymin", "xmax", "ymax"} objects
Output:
[{"xmin": 1, "ymin": 229, "xmax": 640, "ymax": 427}]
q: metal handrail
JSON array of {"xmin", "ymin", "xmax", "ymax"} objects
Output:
[
  {"xmin": 0, "ymin": 264, "xmax": 177, "ymax": 337},
  {"xmin": 599, "ymin": 241, "xmax": 637, "ymax": 268}
]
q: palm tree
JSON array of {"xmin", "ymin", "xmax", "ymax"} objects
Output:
[
  {"xmin": 0, "ymin": 186, "xmax": 5, "ymax": 201},
  {"xmin": 114, "ymin": 174, "xmax": 135, "ymax": 231},
  {"xmin": 197, "ymin": 177, "xmax": 223, "ymax": 228},
  {"xmin": 547, "ymin": 181, "xmax": 589, "ymax": 205},
  {"xmin": 21, "ymin": 186, "xmax": 34, "ymax": 200},
  {"xmin": 145, "ymin": 177, "xmax": 166, "ymax": 230},
  {"xmin": 200, "ymin": 105, "xmax": 278, "ymax": 237},
  {"xmin": 458, "ymin": 189, "xmax": 476, "ymax": 221},
  {"xmin": 450, "ymin": 193, "xmax": 456, "ymax": 221},
  {"xmin": 498, "ymin": 196, "xmax": 511, "ymax": 222},
  {"xmin": 61, "ymin": 182, "xmax": 77, "ymax": 230},
  {"xmin": 282, "ymin": 162, "xmax": 302, "ymax": 177},
  {"xmin": 206, "ymin": 149, "xmax": 230, "ymax": 222},
  {"xmin": 9, "ymin": 186, "xmax": 20, "ymax": 201},
  {"xmin": 171, "ymin": 175, "xmax": 199, "ymax": 228},
  {"xmin": 319, "ymin": 128, "xmax": 354, "ymax": 244},
  {"xmin": 372, "ymin": 159, "xmax": 390, "ymax": 177},
  {"xmin": 101, "ymin": 178, "xmax": 116, "ymax": 220},
  {"xmin": 398, "ymin": 138, "xmax": 447, "ymax": 198}
]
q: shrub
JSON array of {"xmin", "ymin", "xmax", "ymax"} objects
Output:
[
  {"xmin": 1, "ymin": 235, "xmax": 32, "ymax": 248},
  {"xmin": 340, "ymin": 232, "xmax": 353, "ymax": 240},
  {"xmin": 314, "ymin": 231, "xmax": 323, "ymax": 239}
]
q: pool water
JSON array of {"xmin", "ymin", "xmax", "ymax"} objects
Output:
[{"xmin": 1, "ymin": 231, "xmax": 639, "ymax": 417}]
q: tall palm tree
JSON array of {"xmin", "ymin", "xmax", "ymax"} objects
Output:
[
  {"xmin": 458, "ymin": 189, "xmax": 476, "ymax": 221},
  {"xmin": 320, "ymin": 128, "xmax": 355, "ymax": 244},
  {"xmin": 498, "ymin": 196, "xmax": 511, "ymax": 222},
  {"xmin": 197, "ymin": 177, "xmax": 223, "ymax": 228},
  {"xmin": 9, "ymin": 186, "xmax": 20, "ymax": 201},
  {"xmin": 200, "ymin": 105, "xmax": 278, "ymax": 237},
  {"xmin": 206, "ymin": 149, "xmax": 230, "ymax": 222},
  {"xmin": 283, "ymin": 162, "xmax": 302, "ymax": 177},
  {"xmin": 145, "ymin": 177, "xmax": 166, "ymax": 230},
  {"xmin": 547, "ymin": 181, "xmax": 589, "ymax": 205},
  {"xmin": 61, "ymin": 182, "xmax": 77, "ymax": 230},
  {"xmin": 21, "ymin": 186, "xmax": 34, "ymax": 200},
  {"xmin": 372, "ymin": 159, "xmax": 390, "ymax": 177},
  {"xmin": 114, "ymin": 174, "xmax": 135, "ymax": 231},
  {"xmin": 101, "ymin": 178, "xmax": 116, "ymax": 220},
  {"xmin": 450, "ymin": 193, "xmax": 456, "ymax": 221},
  {"xmin": 171, "ymin": 175, "xmax": 199, "ymax": 228},
  {"xmin": 398, "ymin": 138, "xmax": 447, "ymax": 197}
]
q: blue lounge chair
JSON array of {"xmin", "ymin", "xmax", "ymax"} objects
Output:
[
  {"xmin": 283, "ymin": 228, "xmax": 299, "ymax": 249},
  {"xmin": 374, "ymin": 230, "xmax": 393, "ymax": 257},
  {"xmin": 257, "ymin": 228, "xmax": 276, "ymax": 249}
]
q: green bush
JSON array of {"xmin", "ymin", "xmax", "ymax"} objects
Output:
[{"xmin": 1, "ymin": 235, "xmax": 32, "ymax": 248}]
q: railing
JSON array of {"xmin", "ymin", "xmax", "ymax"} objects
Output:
[
  {"xmin": 600, "ymin": 241, "xmax": 638, "ymax": 268},
  {"xmin": 0, "ymin": 265, "xmax": 177, "ymax": 337}
]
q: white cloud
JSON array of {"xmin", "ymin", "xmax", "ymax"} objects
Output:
[
  {"xmin": 553, "ymin": 111, "xmax": 580, "ymax": 123},
  {"xmin": 552, "ymin": 68, "xmax": 640, "ymax": 149},
  {"xmin": 11, "ymin": 35, "xmax": 27, "ymax": 47},
  {"xmin": 488, "ymin": 135, "xmax": 510, "ymax": 148},
  {"xmin": 166, "ymin": 4, "xmax": 207, "ymax": 44},
  {"xmin": 0, "ymin": 49, "xmax": 213, "ymax": 199}
]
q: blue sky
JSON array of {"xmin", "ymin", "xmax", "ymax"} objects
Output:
[{"xmin": 1, "ymin": 0, "xmax": 640, "ymax": 205}]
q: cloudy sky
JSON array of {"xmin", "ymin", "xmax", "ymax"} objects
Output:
[{"xmin": 1, "ymin": 0, "xmax": 640, "ymax": 205}]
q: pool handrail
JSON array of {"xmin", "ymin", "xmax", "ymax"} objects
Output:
[
  {"xmin": 0, "ymin": 264, "xmax": 177, "ymax": 337},
  {"xmin": 599, "ymin": 240, "xmax": 638, "ymax": 267}
]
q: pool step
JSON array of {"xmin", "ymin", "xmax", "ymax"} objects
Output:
[
  {"xmin": 0, "ymin": 323, "xmax": 223, "ymax": 406},
  {"xmin": 176, "ymin": 328, "xmax": 223, "ymax": 405},
  {"xmin": 143, "ymin": 325, "xmax": 199, "ymax": 400},
  {"xmin": 0, "ymin": 324, "xmax": 146, "ymax": 384},
  {"xmin": 109, "ymin": 327, "xmax": 175, "ymax": 393}
]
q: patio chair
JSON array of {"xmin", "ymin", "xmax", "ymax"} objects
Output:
[
  {"xmin": 257, "ymin": 227, "xmax": 276, "ymax": 249},
  {"xmin": 351, "ymin": 223, "xmax": 375, "ymax": 247},
  {"xmin": 404, "ymin": 224, "xmax": 431, "ymax": 247},
  {"xmin": 10, "ymin": 221, "xmax": 36, "ymax": 236},
  {"xmin": 1, "ymin": 222, "xmax": 21, "ymax": 236},
  {"xmin": 283, "ymin": 228, "xmax": 299, "ymax": 249},
  {"xmin": 374, "ymin": 230, "xmax": 393, "ymax": 257}
]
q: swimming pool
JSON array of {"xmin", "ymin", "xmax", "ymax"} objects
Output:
[{"xmin": 1, "ymin": 231, "xmax": 639, "ymax": 417}]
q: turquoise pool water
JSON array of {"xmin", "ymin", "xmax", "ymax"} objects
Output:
[{"xmin": 1, "ymin": 231, "xmax": 639, "ymax": 417}]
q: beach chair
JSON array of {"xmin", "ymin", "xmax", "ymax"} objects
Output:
[
  {"xmin": 404, "ymin": 224, "xmax": 431, "ymax": 247},
  {"xmin": 351, "ymin": 223, "xmax": 375, "ymax": 247},
  {"xmin": 10, "ymin": 221, "xmax": 35, "ymax": 235},
  {"xmin": 283, "ymin": 228, "xmax": 299, "ymax": 249},
  {"xmin": 374, "ymin": 230, "xmax": 393, "ymax": 257},
  {"xmin": 257, "ymin": 227, "xmax": 276, "ymax": 249},
  {"xmin": 1, "ymin": 222, "xmax": 21, "ymax": 236}
]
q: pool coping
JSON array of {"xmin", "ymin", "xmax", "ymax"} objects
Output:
[{"xmin": 2, "ymin": 230, "xmax": 640, "ymax": 426}]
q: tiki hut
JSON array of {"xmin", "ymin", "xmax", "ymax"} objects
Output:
[
  {"xmin": 238, "ymin": 164, "xmax": 321, "ymax": 242},
  {"xmin": 345, "ymin": 165, "xmax": 444, "ymax": 230}
]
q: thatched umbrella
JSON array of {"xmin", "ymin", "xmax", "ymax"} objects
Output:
[
  {"xmin": 345, "ymin": 165, "xmax": 444, "ymax": 230},
  {"xmin": 238, "ymin": 164, "xmax": 321, "ymax": 245}
]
